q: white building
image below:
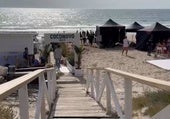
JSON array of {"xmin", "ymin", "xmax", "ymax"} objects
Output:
[{"xmin": 0, "ymin": 31, "xmax": 38, "ymax": 66}]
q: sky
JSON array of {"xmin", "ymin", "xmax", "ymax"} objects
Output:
[{"xmin": 0, "ymin": 0, "xmax": 170, "ymax": 9}]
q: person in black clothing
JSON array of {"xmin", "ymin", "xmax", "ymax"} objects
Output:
[
  {"xmin": 23, "ymin": 47, "xmax": 28, "ymax": 59},
  {"xmin": 147, "ymin": 35, "xmax": 153, "ymax": 56},
  {"xmin": 82, "ymin": 31, "xmax": 86, "ymax": 45},
  {"xmin": 88, "ymin": 31, "xmax": 94, "ymax": 46},
  {"xmin": 80, "ymin": 32, "xmax": 83, "ymax": 44},
  {"xmin": 31, "ymin": 56, "xmax": 40, "ymax": 67},
  {"xmin": 23, "ymin": 47, "xmax": 29, "ymax": 67}
]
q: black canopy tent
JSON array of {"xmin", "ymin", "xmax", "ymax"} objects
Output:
[
  {"xmin": 98, "ymin": 19, "xmax": 125, "ymax": 48},
  {"xmin": 136, "ymin": 22, "xmax": 170, "ymax": 51},
  {"xmin": 103, "ymin": 19, "xmax": 119, "ymax": 26},
  {"xmin": 126, "ymin": 22, "xmax": 144, "ymax": 32}
]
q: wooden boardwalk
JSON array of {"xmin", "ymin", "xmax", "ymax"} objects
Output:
[{"xmin": 51, "ymin": 73, "xmax": 109, "ymax": 118}]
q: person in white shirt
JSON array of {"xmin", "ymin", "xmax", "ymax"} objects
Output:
[{"xmin": 122, "ymin": 36, "xmax": 129, "ymax": 56}]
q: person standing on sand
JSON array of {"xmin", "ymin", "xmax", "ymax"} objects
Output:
[
  {"xmin": 82, "ymin": 31, "xmax": 86, "ymax": 45},
  {"xmin": 23, "ymin": 47, "xmax": 29, "ymax": 67},
  {"xmin": 54, "ymin": 44, "xmax": 62, "ymax": 71},
  {"xmin": 122, "ymin": 36, "xmax": 129, "ymax": 56},
  {"xmin": 147, "ymin": 35, "xmax": 153, "ymax": 56}
]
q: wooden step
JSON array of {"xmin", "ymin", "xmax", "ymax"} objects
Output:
[{"xmin": 52, "ymin": 74, "xmax": 108, "ymax": 118}]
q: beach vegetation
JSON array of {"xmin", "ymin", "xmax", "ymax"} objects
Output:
[
  {"xmin": 0, "ymin": 104, "xmax": 15, "ymax": 119},
  {"xmin": 67, "ymin": 51, "xmax": 75, "ymax": 66},
  {"xmin": 133, "ymin": 90, "xmax": 170, "ymax": 117},
  {"xmin": 45, "ymin": 63, "xmax": 54, "ymax": 68},
  {"xmin": 60, "ymin": 43, "xmax": 75, "ymax": 66},
  {"xmin": 60, "ymin": 43, "xmax": 68, "ymax": 57},
  {"xmin": 40, "ymin": 44, "xmax": 53, "ymax": 63}
]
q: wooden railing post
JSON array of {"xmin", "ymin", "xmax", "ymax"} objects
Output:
[
  {"xmin": 51, "ymin": 69, "xmax": 56, "ymax": 101},
  {"xmin": 47, "ymin": 70, "xmax": 52, "ymax": 104},
  {"xmin": 96, "ymin": 78, "xmax": 105, "ymax": 102},
  {"xmin": 124, "ymin": 79, "xmax": 132, "ymax": 119},
  {"xmin": 18, "ymin": 85, "xmax": 29, "ymax": 119},
  {"xmin": 86, "ymin": 69, "xmax": 90, "ymax": 93},
  {"xmin": 95, "ymin": 70, "xmax": 100, "ymax": 99},
  {"xmin": 90, "ymin": 69, "xmax": 95, "ymax": 98},
  {"xmin": 105, "ymin": 72, "xmax": 112, "ymax": 114},
  {"xmin": 47, "ymin": 69, "xmax": 56, "ymax": 103},
  {"xmin": 35, "ymin": 74, "xmax": 46, "ymax": 119},
  {"xmin": 106, "ymin": 72, "xmax": 124, "ymax": 118},
  {"xmin": 40, "ymin": 74, "xmax": 46, "ymax": 119}
]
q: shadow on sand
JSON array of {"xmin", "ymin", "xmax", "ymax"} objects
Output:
[{"xmin": 126, "ymin": 55, "xmax": 136, "ymax": 59}]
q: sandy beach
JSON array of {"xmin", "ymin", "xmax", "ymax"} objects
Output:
[
  {"xmin": 82, "ymin": 45, "xmax": 170, "ymax": 93},
  {"xmin": 81, "ymin": 46, "xmax": 170, "ymax": 118}
]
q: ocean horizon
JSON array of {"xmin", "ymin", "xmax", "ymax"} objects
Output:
[{"xmin": 1, "ymin": 8, "xmax": 170, "ymax": 33}]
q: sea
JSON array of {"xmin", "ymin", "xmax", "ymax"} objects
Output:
[{"xmin": 1, "ymin": 8, "xmax": 170, "ymax": 34}]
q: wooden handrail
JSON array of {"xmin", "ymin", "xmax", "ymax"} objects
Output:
[
  {"xmin": 0, "ymin": 69, "xmax": 44, "ymax": 101},
  {"xmin": 86, "ymin": 67, "xmax": 170, "ymax": 119},
  {"xmin": 0, "ymin": 67, "xmax": 56, "ymax": 119},
  {"xmin": 45, "ymin": 67, "xmax": 55, "ymax": 71},
  {"xmin": 87, "ymin": 67, "xmax": 170, "ymax": 92},
  {"xmin": 0, "ymin": 50, "xmax": 57, "ymax": 119},
  {"xmin": 87, "ymin": 67, "xmax": 104, "ymax": 70},
  {"xmin": 105, "ymin": 68, "xmax": 170, "ymax": 92},
  {"xmin": 16, "ymin": 67, "xmax": 45, "ymax": 71}
]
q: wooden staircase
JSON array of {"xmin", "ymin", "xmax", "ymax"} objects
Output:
[{"xmin": 51, "ymin": 73, "xmax": 109, "ymax": 118}]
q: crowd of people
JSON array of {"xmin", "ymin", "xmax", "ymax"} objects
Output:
[
  {"xmin": 154, "ymin": 39, "xmax": 170, "ymax": 57},
  {"xmin": 79, "ymin": 30, "xmax": 96, "ymax": 46},
  {"xmin": 23, "ymin": 47, "xmax": 45, "ymax": 68},
  {"xmin": 146, "ymin": 36, "xmax": 170, "ymax": 58}
]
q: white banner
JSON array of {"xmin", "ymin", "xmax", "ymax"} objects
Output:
[{"xmin": 44, "ymin": 33, "xmax": 79, "ymax": 43}]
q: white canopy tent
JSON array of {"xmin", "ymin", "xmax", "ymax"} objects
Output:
[{"xmin": 147, "ymin": 59, "xmax": 170, "ymax": 70}]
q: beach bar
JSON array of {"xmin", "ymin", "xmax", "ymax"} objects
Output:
[{"xmin": 0, "ymin": 31, "xmax": 38, "ymax": 66}]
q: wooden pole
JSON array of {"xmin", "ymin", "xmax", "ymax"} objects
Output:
[
  {"xmin": 124, "ymin": 79, "xmax": 132, "ymax": 119},
  {"xmin": 18, "ymin": 85, "xmax": 29, "ymax": 119}
]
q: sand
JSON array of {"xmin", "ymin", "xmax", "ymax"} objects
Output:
[{"xmin": 82, "ymin": 46, "xmax": 170, "ymax": 81}]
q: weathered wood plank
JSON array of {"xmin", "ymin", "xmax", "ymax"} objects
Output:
[
  {"xmin": 53, "ymin": 75, "xmax": 107, "ymax": 118},
  {"xmin": 105, "ymin": 67, "xmax": 170, "ymax": 92},
  {"xmin": 0, "ymin": 69, "xmax": 44, "ymax": 101}
]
